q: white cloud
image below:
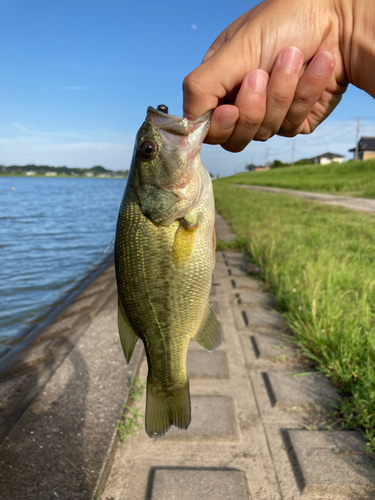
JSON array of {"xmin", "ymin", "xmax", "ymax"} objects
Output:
[
  {"xmin": 11, "ymin": 122, "xmax": 90, "ymax": 139},
  {"xmin": 191, "ymin": 24, "xmax": 197, "ymax": 30}
]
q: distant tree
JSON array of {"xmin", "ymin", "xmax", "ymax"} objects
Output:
[
  {"xmin": 91, "ymin": 165, "xmax": 107, "ymax": 172},
  {"xmin": 245, "ymin": 163, "xmax": 257, "ymax": 171},
  {"xmin": 270, "ymin": 159, "xmax": 289, "ymax": 169},
  {"xmin": 294, "ymin": 159, "xmax": 312, "ymax": 166}
]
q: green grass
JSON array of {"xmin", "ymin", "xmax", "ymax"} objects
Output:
[
  {"xmin": 214, "ymin": 181, "xmax": 375, "ymax": 451},
  {"xmin": 223, "ymin": 159, "xmax": 375, "ymax": 198},
  {"xmin": 117, "ymin": 376, "xmax": 146, "ymax": 444}
]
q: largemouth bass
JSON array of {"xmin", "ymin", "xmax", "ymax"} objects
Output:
[{"xmin": 114, "ymin": 105, "xmax": 222, "ymax": 439}]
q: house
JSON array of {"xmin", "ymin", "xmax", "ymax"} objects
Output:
[
  {"xmin": 309, "ymin": 152, "xmax": 345, "ymax": 165},
  {"xmin": 348, "ymin": 137, "xmax": 375, "ymax": 160}
]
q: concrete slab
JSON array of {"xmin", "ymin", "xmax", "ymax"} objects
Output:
[
  {"xmin": 228, "ymin": 268, "xmax": 248, "ymax": 277},
  {"xmin": 225, "ymin": 259, "xmax": 246, "ymax": 268},
  {"xmin": 222, "ymin": 252, "xmax": 244, "ymax": 260},
  {"xmin": 243, "ymin": 309, "xmax": 284, "ymax": 329},
  {"xmin": 165, "ymin": 395, "xmax": 237, "ymax": 441},
  {"xmin": 209, "ymin": 285, "xmax": 216, "ymax": 296},
  {"xmin": 263, "ymin": 371, "xmax": 340, "ymax": 410},
  {"xmin": 231, "ymin": 278, "xmax": 263, "ymax": 291},
  {"xmin": 0, "ymin": 340, "xmax": 56, "ymax": 377},
  {"xmin": 187, "ymin": 350, "xmax": 229, "ymax": 379},
  {"xmin": 61, "ymin": 294, "xmax": 98, "ymax": 318},
  {"xmin": 32, "ymin": 314, "xmax": 81, "ymax": 343},
  {"xmin": 250, "ymin": 335, "xmax": 299, "ymax": 361},
  {"xmin": 0, "ymin": 295, "xmax": 143, "ymax": 500},
  {"xmin": 0, "ymin": 375, "xmax": 30, "ymax": 412},
  {"xmin": 149, "ymin": 468, "xmax": 248, "ymax": 500},
  {"xmin": 284, "ymin": 430, "xmax": 375, "ymax": 497},
  {"xmin": 235, "ymin": 291, "xmax": 275, "ymax": 308},
  {"xmin": 215, "ymin": 213, "xmax": 236, "ymax": 242},
  {"xmin": 211, "ymin": 300, "xmax": 220, "ymax": 315}
]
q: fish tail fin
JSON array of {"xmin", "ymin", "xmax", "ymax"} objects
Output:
[{"xmin": 145, "ymin": 378, "xmax": 191, "ymax": 439}]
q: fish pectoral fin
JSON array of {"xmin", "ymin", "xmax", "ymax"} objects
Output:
[
  {"xmin": 193, "ymin": 305, "xmax": 222, "ymax": 352},
  {"xmin": 118, "ymin": 298, "xmax": 139, "ymax": 363},
  {"xmin": 172, "ymin": 222, "xmax": 198, "ymax": 266}
]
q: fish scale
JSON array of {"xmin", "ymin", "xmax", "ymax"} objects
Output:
[{"xmin": 115, "ymin": 106, "xmax": 222, "ymax": 438}]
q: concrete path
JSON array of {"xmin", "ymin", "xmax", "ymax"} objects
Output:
[
  {"xmin": 100, "ymin": 214, "xmax": 375, "ymax": 500},
  {"xmin": 235, "ymin": 184, "xmax": 375, "ymax": 214}
]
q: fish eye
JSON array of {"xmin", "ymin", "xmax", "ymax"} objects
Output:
[{"xmin": 139, "ymin": 141, "xmax": 157, "ymax": 160}]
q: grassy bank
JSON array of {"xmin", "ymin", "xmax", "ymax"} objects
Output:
[
  {"xmin": 213, "ymin": 181, "xmax": 375, "ymax": 450},
  {"xmin": 226, "ymin": 159, "xmax": 375, "ymax": 198}
]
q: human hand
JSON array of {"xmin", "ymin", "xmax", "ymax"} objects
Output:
[{"xmin": 183, "ymin": 0, "xmax": 349, "ymax": 152}]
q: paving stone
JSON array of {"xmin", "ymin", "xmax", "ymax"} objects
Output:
[
  {"xmin": 187, "ymin": 350, "xmax": 229, "ymax": 379},
  {"xmin": 223, "ymin": 252, "xmax": 244, "ymax": 260},
  {"xmin": 263, "ymin": 371, "xmax": 340, "ymax": 410},
  {"xmin": 242, "ymin": 309, "xmax": 284, "ymax": 328},
  {"xmin": 32, "ymin": 314, "xmax": 81, "ymax": 343},
  {"xmin": 225, "ymin": 258, "xmax": 246, "ymax": 268},
  {"xmin": 61, "ymin": 294, "xmax": 97, "ymax": 318},
  {"xmin": 250, "ymin": 335, "xmax": 299, "ymax": 361},
  {"xmin": 284, "ymin": 430, "xmax": 375, "ymax": 497},
  {"xmin": 150, "ymin": 469, "xmax": 248, "ymax": 500},
  {"xmin": 231, "ymin": 278, "xmax": 263, "ymax": 291},
  {"xmin": 228, "ymin": 268, "xmax": 247, "ymax": 277},
  {"xmin": 235, "ymin": 291, "xmax": 275, "ymax": 307},
  {"xmin": 166, "ymin": 395, "xmax": 237, "ymax": 440},
  {"xmin": 211, "ymin": 300, "xmax": 220, "ymax": 314},
  {"xmin": 215, "ymin": 213, "xmax": 236, "ymax": 242}
]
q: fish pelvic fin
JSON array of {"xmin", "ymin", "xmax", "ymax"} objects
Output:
[
  {"xmin": 193, "ymin": 305, "xmax": 222, "ymax": 352},
  {"xmin": 145, "ymin": 378, "xmax": 191, "ymax": 439},
  {"xmin": 172, "ymin": 222, "xmax": 197, "ymax": 266},
  {"xmin": 118, "ymin": 298, "xmax": 139, "ymax": 363}
]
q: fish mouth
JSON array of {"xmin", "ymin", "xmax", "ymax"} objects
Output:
[{"xmin": 146, "ymin": 105, "xmax": 212, "ymax": 148}]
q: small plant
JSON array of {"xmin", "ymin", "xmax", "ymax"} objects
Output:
[
  {"xmin": 129, "ymin": 376, "xmax": 146, "ymax": 402},
  {"xmin": 117, "ymin": 376, "xmax": 146, "ymax": 444}
]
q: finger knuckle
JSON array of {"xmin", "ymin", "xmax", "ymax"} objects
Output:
[
  {"xmin": 182, "ymin": 74, "xmax": 206, "ymax": 96},
  {"xmin": 268, "ymin": 89, "xmax": 291, "ymax": 108},
  {"xmin": 254, "ymin": 129, "xmax": 273, "ymax": 142}
]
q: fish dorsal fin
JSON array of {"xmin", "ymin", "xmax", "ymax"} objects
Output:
[
  {"xmin": 118, "ymin": 298, "xmax": 139, "ymax": 363},
  {"xmin": 172, "ymin": 222, "xmax": 198, "ymax": 266},
  {"xmin": 193, "ymin": 305, "xmax": 222, "ymax": 352}
]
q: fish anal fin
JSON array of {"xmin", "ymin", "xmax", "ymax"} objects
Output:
[
  {"xmin": 118, "ymin": 298, "xmax": 139, "ymax": 363},
  {"xmin": 172, "ymin": 222, "xmax": 197, "ymax": 266},
  {"xmin": 193, "ymin": 305, "xmax": 222, "ymax": 352},
  {"xmin": 145, "ymin": 379, "xmax": 191, "ymax": 439}
]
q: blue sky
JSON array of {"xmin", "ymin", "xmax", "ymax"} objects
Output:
[{"xmin": 1, "ymin": 0, "xmax": 375, "ymax": 176}]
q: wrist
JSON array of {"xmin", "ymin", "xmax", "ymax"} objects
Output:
[{"xmin": 338, "ymin": 0, "xmax": 375, "ymax": 95}]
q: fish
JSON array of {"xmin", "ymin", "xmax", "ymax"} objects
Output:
[{"xmin": 114, "ymin": 104, "xmax": 222, "ymax": 439}]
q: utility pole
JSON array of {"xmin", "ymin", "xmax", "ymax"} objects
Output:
[
  {"xmin": 291, "ymin": 139, "xmax": 296, "ymax": 166},
  {"xmin": 354, "ymin": 118, "xmax": 361, "ymax": 160}
]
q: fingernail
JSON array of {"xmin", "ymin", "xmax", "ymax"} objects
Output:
[
  {"xmin": 218, "ymin": 112, "xmax": 238, "ymax": 131},
  {"xmin": 311, "ymin": 51, "xmax": 334, "ymax": 76},
  {"xmin": 280, "ymin": 46, "xmax": 301, "ymax": 70},
  {"xmin": 247, "ymin": 70, "xmax": 268, "ymax": 93}
]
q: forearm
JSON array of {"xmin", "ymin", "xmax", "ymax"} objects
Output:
[{"xmin": 339, "ymin": 0, "xmax": 375, "ymax": 97}]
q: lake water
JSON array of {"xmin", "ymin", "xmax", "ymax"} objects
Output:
[{"xmin": 0, "ymin": 177, "xmax": 126, "ymax": 345}]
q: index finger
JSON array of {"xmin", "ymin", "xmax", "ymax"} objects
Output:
[{"xmin": 183, "ymin": 40, "xmax": 256, "ymax": 119}]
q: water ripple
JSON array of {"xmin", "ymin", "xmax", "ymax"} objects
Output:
[{"xmin": 0, "ymin": 177, "xmax": 126, "ymax": 342}]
